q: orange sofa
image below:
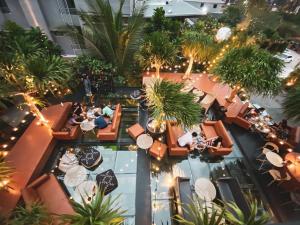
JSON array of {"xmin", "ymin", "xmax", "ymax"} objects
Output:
[
  {"xmin": 97, "ymin": 104, "xmax": 122, "ymax": 141},
  {"xmin": 21, "ymin": 174, "xmax": 74, "ymax": 224},
  {"xmin": 166, "ymin": 121, "xmax": 189, "ymax": 156},
  {"xmin": 51, "ymin": 102, "xmax": 81, "ymax": 140},
  {"xmin": 230, "ymin": 102, "xmax": 252, "ymax": 130},
  {"xmin": 201, "ymin": 120, "xmax": 233, "ymax": 156}
]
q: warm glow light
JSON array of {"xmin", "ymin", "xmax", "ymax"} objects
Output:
[
  {"xmin": 21, "ymin": 120, "xmax": 26, "ymax": 123},
  {"xmin": 2, "ymin": 144, "xmax": 8, "ymax": 148},
  {"xmin": 287, "ymin": 148, "xmax": 293, "ymax": 152},
  {"xmin": 10, "ymin": 136, "xmax": 16, "ymax": 141},
  {"xmin": 13, "ymin": 127, "xmax": 18, "ymax": 132},
  {"xmin": 279, "ymin": 140, "xmax": 284, "ymax": 145}
]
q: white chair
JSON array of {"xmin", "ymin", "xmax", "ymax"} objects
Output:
[
  {"xmin": 264, "ymin": 169, "xmax": 291, "ymax": 186},
  {"xmin": 256, "ymin": 142, "xmax": 279, "ymax": 170}
]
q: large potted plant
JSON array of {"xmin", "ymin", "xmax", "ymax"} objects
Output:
[
  {"xmin": 145, "ymin": 79, "xmax": 202, "ymax": 134},
  {"xmin": 137, "ymin": 31, "xmax": 177, "ymax": 77},
  {"xmin": 9, "ymin": 202, "xmax": 52, "ymax": 225},
  {"xmin": 174, "ymin": 197, "xmax": 225, "ymax": 225},
  {"xmin": 213, "ymin": 45, "xmax": 283, "ymax": 102},
  {"xmin": 60, "ymin": 190, "xmax": 125, "ymax": 225}
]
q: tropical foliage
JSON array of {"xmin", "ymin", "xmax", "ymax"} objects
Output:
[
  {"xmin": 181, "ymin": 30, "xmax": 217, "ymax": 78},
  {"xmin": 225, "ymin": 195, "xmax": 270, "ymax": 225},
  {"xmin": 9, "ymin": 203, "xmax": 52, "ymax": 225},
  {"xmin": 60, "ymin": 190, "xmax": 125, "ymax": 225},
  {"xmin": 137, "ymin": 32, "xmax": 177, "ymax": 77},
  {"xmin": 146, "ymin": 79, "xmax": 202, "ymax": 129},
  {"xmin": 213, "ymin": 46, "xmax": 283, "ymax": 102},
  {"xmin": 0, "ymin": 21, "xmax": 73, "ymax": 121},
  {"xmin": 283, "ymin": 84, "xmax": 300, "ymax": 122},
  {"xmin": 174, "ymin": 197, "xmax": 225, "ymax": 225},
  {"xmin": 73, "ymin": 0, "xmax": 145, "ymax": 76},
  {"xmin": 0, "ymin": 155, "xmax": 13, "ymax": 190},
  {"xmin": 219, "ymin": 5, "xmax": 244, "ymax": 27}
]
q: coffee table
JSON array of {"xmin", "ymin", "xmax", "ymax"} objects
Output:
[
  {"xmin": 136, "ymin": 134, "xmax": 153, "ymax": 149},
  {"xmin": 80, "ymin": 119, "xmax": 96, "ymax": 132},
  {"xmin": 74, "ymin": 180, "xmax": 98, "ymax": 203},
  {"xmin": 195, "ymin": 178, "xmax": 216, "ymax": 201},
  {"xmin": 266, "ymin": 151, "xmax": 284, "ymax": 167},
  {"xmin": 64, "ymin": 165, "xmax": 87, "ymax": 187}
]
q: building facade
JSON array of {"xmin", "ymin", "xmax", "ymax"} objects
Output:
[{"xmin": 0, "ymin": 0, "xmax": 226, "ymax": 55}]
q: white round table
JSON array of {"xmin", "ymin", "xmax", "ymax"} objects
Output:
[
  {"xmin": 58, "ymin": 152, "xmax": 78, "ymax": 173},
  {"xmin": 136, "ymin": 134, "xmax": 153, "ymax": 149},
  {"xmin": 74, "ymin": 180, "xmax": 98, "ymax": 203},
  {"xmin": 266, "ymin": 151, "xmax": 284, "ymax": 167},
  {"xmin": 80, "ymin": 119, "xmax": 96, "ymax": 132},
  {"xmin": 64, "ymin": 165, "xmax": 87, "ymax": 187},
  {"xmin": 195, "ymin": 178, "xmax": 216, "ymax": 201}
]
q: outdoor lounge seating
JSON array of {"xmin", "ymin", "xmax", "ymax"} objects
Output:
[
  {"xmin": 231, "ymin": 102, "xmax": 252, "ymax": 130},
  {"xmin": 96, "ymin": 169, "xmax": 118, "ymax": 195},
  {"xmin": 127, "ymin": 123, "xmax": 145, "ymax": 140},
  {"xmin": 166, "ymin": 121, "xmax": 189, "ymax": 156},
  {"xmin": 97, "ymin": 104, "xmax": 122, "ymax": 141},
  {"xmin": 216, "ymin": 177, "xmax": 250, "ymax": 219},
  {"xmin": 149, "ymin": 140, "xmax": 167, "ymax": 159},
  {"xmin": 21, "ymin": 174, "xmax": 74, "ymax": 223},
  {"xmin": 201, "ymin": 120, "xmax": 233, "ymax": 156},
  {"xmin": 78, "ymin": 148, "xmax": 103, "ymax": 170},
  {"xmin": 51, "ymin": 102, "xmax": 82, "ymax": 140}
]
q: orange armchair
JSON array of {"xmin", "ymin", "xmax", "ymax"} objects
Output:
[
  {"xmin": 201, "ymin": 120, "xmax": 233, "ymax": 156},
  {"xmin": 166, "ymin": 121, "xmax": 189, "ymax": 156}
]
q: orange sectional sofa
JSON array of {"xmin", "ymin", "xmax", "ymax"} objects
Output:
[
  {"xmin": 97, "ymin": 104, "xmax": 122, "ymax": 141},
  {"xmin": 21, "ymin": 174, "xmax": 74, "ymax": 224},
  {"xmin": 0, "ymin": 103, "xmax": 71, "ymax": 215},
  {"xmin": 51, "ymin": 102, "xmax": 81, "ymax": 140},
  {"xmin": 201, "ymin": 120, "xmax": 233, "ymax": 156},
  {"xmin": 166, "ymin": 121, "xmax": 189, "ymax": 156},
  {"xmin": 231, "ymin": 102, "xmax": 252, "ymax": 130}
]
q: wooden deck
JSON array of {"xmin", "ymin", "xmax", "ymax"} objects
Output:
[{"xmin": 142, "ymin": 72, "xmax": 244, "ymax": 119}]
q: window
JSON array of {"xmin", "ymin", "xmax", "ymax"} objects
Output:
[
  {"xmin": 0, "ymin": 0, "xmax": 10, "ymax": 13},
  {"xmin": 200, "ymin": 3, "xmax": 204, "ymax": 7},
  {"xmin": 213, "ymin": 4, "xmax": 218, "ymax": 8},
  {"xmin": 65, "ymin": 0, "xmax": 77, "ymax": 14}
]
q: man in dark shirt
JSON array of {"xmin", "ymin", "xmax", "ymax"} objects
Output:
[{"xmin": 94, "ymin": 116, "xmax": 108, "ymax": 129}]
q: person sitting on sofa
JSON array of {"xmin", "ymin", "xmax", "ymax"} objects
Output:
[
  {"xmin": 68, "ymin": 113, "xmax": 84, "ymax": 126},
  {"xmin": 94, "ymin": 114, "xmax": 108, "ymax": 129},
  {"xmin": 208, "ymin": 136, "xmax": 223, "ymax": 150},
  {"xmin": 178, "ymin": 131, "xmax": 199, "ymax": 151},
  {"xmin": 102, "ymin": 104, "xmax": 114, "ymax": 118}
]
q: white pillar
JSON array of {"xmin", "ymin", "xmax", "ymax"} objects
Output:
[{"xmin": 19, "ymin": 0, "xmax": 53, "ymax": 40}]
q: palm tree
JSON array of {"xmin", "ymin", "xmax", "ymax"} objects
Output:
[
  {"xmin": 174, "ymin": 197, "xmax": 225, "ymax": 225},
  {"xmin": 146, "ymin": 79, "xmax": 202, "ymax": 131},
  {"xmin": 283, "ymin": 84, "xmax": 300, "ymax": 122},
  {"xmin": 60, "ymin": 190, "xmax": 125, "ymax": 225},
  {"xmin": 0, "ymin": 22, "xmax": 73, "ymax": 124},
  {"xmin": 9, "ymin": 202, "xmax": 52, "ymax": 225},
  {"xmin": 181, "ymin": 30, "xmax": 216, "ymax": 79},
  {"xmin": 74, "ymin": 0, "xmax": 145, "ymax": 76},
  {"xmin": 225, "ymin": 195, "xmax": 269, "ymax": 225},
  {"xmin": 0, "ymin": 155, "xmax": 13, "ymax": 191},
  {"xmin": 137, "ymin": 31, "xmax": 177, "ymax": 77},
  {"xmin": 213, "ymin": 45, "xmax": 283, "ymax": 102}
]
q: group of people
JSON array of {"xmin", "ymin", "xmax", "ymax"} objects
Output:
[
  {"xmin": 177, "ymin": 129, "xmax": 223, "ymax": 153},
  {"xmin": 68, "ymin": 102, "xmax": 114, "ymax": 129}
]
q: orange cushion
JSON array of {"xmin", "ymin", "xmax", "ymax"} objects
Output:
[{"xmin": 127, "ymin": 123, "xmax": 144, "ymax": 139}]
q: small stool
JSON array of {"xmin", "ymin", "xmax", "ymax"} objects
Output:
[
  {"xmin": 96, "ymin": 169, "xmax": 118, "ymax": 195},
  {"xmin": 149, "ymin": 140, "xmax": 167, "ymax": 160},
  {"xmin": 127, "ymin": 123, "xmax": 145, "ymax": 140}
]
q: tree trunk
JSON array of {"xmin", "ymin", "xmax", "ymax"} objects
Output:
[
  {"xmin": 22, "ymin": 93, "xmax": 49, "ymax": 127},
  {"xmin": 183, "ymin": 57, "xmax": 194, "ymax": 79},
  {"xmin": 155, "ymin": 65, "xmax": 160, "ymax": 78},
  {"xmin": 226, "ymin": 86, "xmax": 240, "ymax": 103}
]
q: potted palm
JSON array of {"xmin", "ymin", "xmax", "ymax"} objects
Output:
[
  {"xmin": 174, "ymin": 197, "xmax": 225, "ymax": 225},
  {"xmin": 60, "ymin": 190, "xmax": 125, "ymax": 225},
  {"xmin": 181, "ymin": 30, "xmax": 216, "ymax": 79},
  {"xmin": 213, "ymin": 46, "xmax": 283, "ymax": 102},
  {"xmin": 145, "ymin": 79, "xmax": 202, "ymax": 134},
  {"xmin": 225, "ymin": 195, "xmax": 270, "ymax": 225},
  {"xmin": 137, "ymin": 31, "xmax": 177, "ymax": 77},
  {"xmin": 9, "ymin": 202, "xmax": 52, "ymax": 225}
]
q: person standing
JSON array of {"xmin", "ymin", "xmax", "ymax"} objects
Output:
[{"xmin": 82, "ymin": 74, "xmax": 94, "ymax": 105}]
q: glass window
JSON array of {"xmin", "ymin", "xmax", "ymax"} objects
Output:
[
  {"xmin": 200, "ymin": 2, "xmax": 204, "ymax": 7},
  {"xmin": 213, "ymin": 4, "xmax": 218, "ymax": 8},
  {"xmin": 0, "ymin": 0, "xmax": 10, "ymax": 13}
]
